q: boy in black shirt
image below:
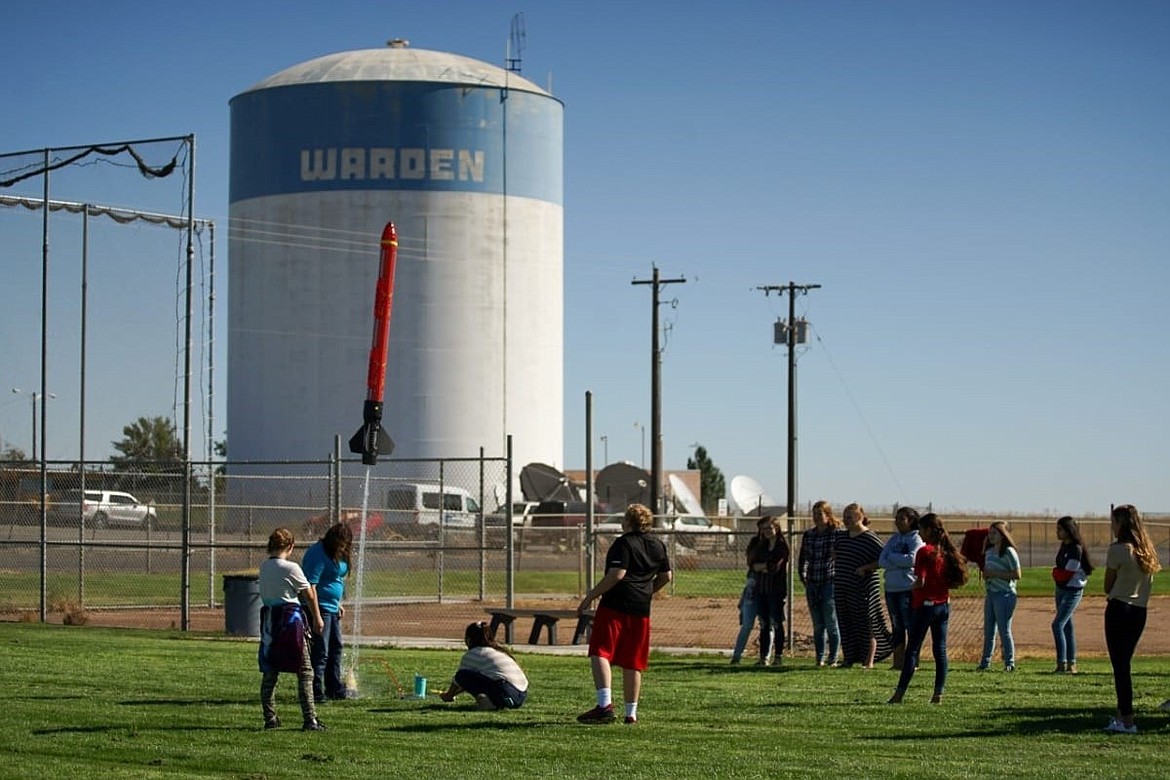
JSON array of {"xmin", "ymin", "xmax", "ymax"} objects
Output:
[{"xmin": 576, "ymin": 503, "xmax": 672, "ymax": 725}]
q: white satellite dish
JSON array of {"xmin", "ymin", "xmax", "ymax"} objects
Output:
[
  {"xmin": 728, "ymin": 475, "xmax": 779, "ymax": 516},
  {"xmin": 668, "ymin": 473, "xmax": 704, "ymax": 516}
]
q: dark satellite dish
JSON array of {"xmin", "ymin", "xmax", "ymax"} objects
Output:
[
  {"xmin": 519, "ymin": 463, "xmax": 577, "ymax": 502},
  {"xmin": 596, "ymin": 462, "xmax": 652, "ymax": 511}
]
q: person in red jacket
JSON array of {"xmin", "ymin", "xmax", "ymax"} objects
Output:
[{"xmin": 887, "ymin": 513, "xmax": 968, "ymax": 705}]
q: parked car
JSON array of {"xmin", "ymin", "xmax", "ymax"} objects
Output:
[
  {"xmin": 302, "ymin": 510, "xmax": 387, "ymax": 541},
  {"xmin": 662, "ymin": 515, "xmax": 734, "ymax": 550},
  {"xmin": 485, "ymin": 500, "xmax": 539, "ymax": 527},
  {"xmin": 52, "ymin": 489, "xmax": 157, "ymax": 528},
  {"xmin": 592, "ymin": 513, "xmax": 626, "ymax": 536},
  {"xmin": 384, "ymin": 483, "xmax": 481, "ymax": 530},
  {"xmin": 526, "ymin": 500, "xmax": 604, "ymax": 551}
]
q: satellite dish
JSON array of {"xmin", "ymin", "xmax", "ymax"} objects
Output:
[
  {"xmin": 668, "ymin": 473, "xmax": 704, "ymax": 516},
  {"xmin": 596, "ymin": 462, "xmax": 651, "ymax": 511},
  {"xmin": 519, "ymin": 463, "xmax": 577, "ymax": 502},
  {"xmin": 728, "ymin": 475, "xmax": 781, "ymax": 517}
]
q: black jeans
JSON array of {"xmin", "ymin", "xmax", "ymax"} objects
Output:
[{"xmin": 1104, "ymin": 598, "xmax": 1147, "ymax": 718}]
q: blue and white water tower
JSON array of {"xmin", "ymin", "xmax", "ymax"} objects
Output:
[{"xmin": 227, "ymin": 40, "xmax": 564, "ymax": 486}]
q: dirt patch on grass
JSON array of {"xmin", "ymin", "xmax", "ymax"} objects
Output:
[{"xmin": 14, "ymin": 594, "xmax": 1168, "ymax": 661}]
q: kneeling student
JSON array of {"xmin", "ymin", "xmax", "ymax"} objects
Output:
[{"xmin": 439, "ymin": 621, "xmax": 529, "ymax": 710}]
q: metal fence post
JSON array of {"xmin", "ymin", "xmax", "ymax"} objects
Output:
[
  {"xmin": 478, "ymin": 447, "xmax": 486, "ymax": 601},
  {"xmin": 505, "ymin": 435, "xmax": 514, "ymax": 610}
]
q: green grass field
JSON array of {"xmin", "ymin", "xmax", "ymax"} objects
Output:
[{"xmin": 4, "ymin": 622, "xmax": 1167, "ymax": 779}]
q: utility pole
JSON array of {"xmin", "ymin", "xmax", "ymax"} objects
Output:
[
  {"xmin": 758, "ymin": 281, "xmax": 819, "ymax": 655},
  {"xmin": 756, "ymin": 282, "xmax": 820, "ymax": 525},
  {"xmin": 632, "ymin": 265, "xmax": 686, "ymax": 518}
]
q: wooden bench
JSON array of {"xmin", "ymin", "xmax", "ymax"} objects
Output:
[{"xmin": 485, "ymin": 608, "xmax": 594, "ymax": 646}]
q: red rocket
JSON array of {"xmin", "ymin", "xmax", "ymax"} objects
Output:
[{"xmin": 349, "ymin": 221, "xmax": 398, "ymax": 465}]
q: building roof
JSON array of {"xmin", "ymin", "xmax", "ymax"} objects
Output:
[{"xmin": 241, "ymin": 42, "xmax": 551, "ymax": 96}]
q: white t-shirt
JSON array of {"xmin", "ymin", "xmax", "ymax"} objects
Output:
[
  {"xmin": 259, "ymin": 556, "xmax": 310, "ymax": 607},
  {"xmin": 458, "ymin": 646, "xmax": 529, "ymax": 691}
]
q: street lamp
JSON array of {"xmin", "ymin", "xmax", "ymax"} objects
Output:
[
  {"xmin": 633, "ymin": 421, "xmax": 645, "ymax": 469},
  {"xmin": 11, "ymin": 388, "xmax": 56, "ymax": 462}
]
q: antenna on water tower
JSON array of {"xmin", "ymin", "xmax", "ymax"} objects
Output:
[{"xmin": 507, "ymin": 12, "xmax": 526, "ymax": 73}]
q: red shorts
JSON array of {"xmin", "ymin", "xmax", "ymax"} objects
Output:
[{"xmin": 587, "ymin": 605, "xmax": 651, "ymax": 671}]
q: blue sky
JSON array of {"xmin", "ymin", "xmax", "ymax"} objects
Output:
[{"xmin": 1, "ymin": 1, "xmax": 1167, "ymax": 515}]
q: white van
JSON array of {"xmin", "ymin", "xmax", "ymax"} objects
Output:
[{"xmin": 385, "ymin": 483, "xmax": 481, "ymax": 529}]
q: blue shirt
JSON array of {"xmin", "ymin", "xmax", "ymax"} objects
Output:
[
  {"xmin": 983, "ymin": 547, "xmax": 1020, "ymax": 595},
  {"xmin": 879, "ymin": 530, "xmax": 925, "ymax": 593},
  {"xmin": 301, "ymin": 541, "xmax": 348, "ymax": 614}
]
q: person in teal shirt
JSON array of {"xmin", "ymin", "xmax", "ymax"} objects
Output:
[
  {"xmin": 977, "ymin": 522, "xmax": 1021, "ymax": 671},
  {"xmin": 302, "ymin": 522, "xmax": 353, "ymax": 702}
]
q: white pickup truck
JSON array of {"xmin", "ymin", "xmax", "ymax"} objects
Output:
[{"xmin": 52, "ymin": 489, "xmax": 157, "ymax": 528}]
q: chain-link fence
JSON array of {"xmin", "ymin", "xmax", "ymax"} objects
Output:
[{"xmin": 2, "ymin": 467, "xmax": 1165, "ymax": 660}]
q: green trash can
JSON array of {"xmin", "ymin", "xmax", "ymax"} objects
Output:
[{"xmin": 223, "ymin": 574, "xmax": 261, "ymax": 636}]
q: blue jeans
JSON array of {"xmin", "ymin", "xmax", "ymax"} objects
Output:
[
  {"xmin": 731, "ymin": 576, "xmax": 760, "ymax": 662},
  {"xmin": 310, "ymin": 611, "xmax": 346, "ymax": 699},
  {"xmin": 1052, "ymin": 587, "xmax": 1083, "ymax": 665},
  {"xmin": 454, "ymin": 669, "xmax": 527, "ymax": 709},
  {"xmin": 981, "ymin": 591, "xmax": 1017, "ymax": 667},
  {"xmin": 896, "ymin": 602, "xmax": 949, "ymax": 696},
  {"xmin": 805, "ymin": 581, "xmax": 840, "ymax": 664},
  {"xmin": 885, "ymin": 590, "xmax": 914, "ymax": 650}
]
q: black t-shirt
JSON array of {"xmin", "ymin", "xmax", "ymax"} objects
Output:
[{"xmin": 599, "ymin": 532, "xmax": 672, "ymax": 617}]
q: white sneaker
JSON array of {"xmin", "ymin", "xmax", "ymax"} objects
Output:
[{"xmin": 1104, "ymin": 718, "xmax": 1137, "ymax": 734}]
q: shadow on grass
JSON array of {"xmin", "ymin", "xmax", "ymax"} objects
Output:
[
  {"xmin": 863, "ymin": 706, "xmax": 1170, "ymax": 738},
  {"xmin": 119, "ymin": 697, "xmax": 251, "ymax": 706},
  {"xmin": 12, "ymin": 694, "xmax": 86, "ymax": 702},
  {"xmin": 32, "ymin": 724, "xmax": 243, "ymax": 735},
  {"xmin": 365, "ymin": 702, "xmax": 549, "ymax": 731},
  {"xmin": 659, "ymin": 658, "xmax": 802, "ymax": 676}
]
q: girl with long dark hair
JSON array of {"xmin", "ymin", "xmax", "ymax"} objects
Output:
[
  {"xmin": 439, "ymin": 621, "xmax": 529, "ymax": 711},
  {"xmin": 301, "ymin": 522, "xmax": 354, "ymax": 702},
  {"xmin": 887, "ymin": 513, "xmax": 967, "ymax": 705},
  {"xmin": 1051, "ymin": 515, "xmax": 1093, "ymax": 674}
]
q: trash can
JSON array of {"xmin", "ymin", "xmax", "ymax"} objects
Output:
[{"xmin": 223, "ymin": 574, "xmax": 261, "ymax": 637}]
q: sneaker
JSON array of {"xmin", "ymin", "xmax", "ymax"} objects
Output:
[
  {"xmin": 302, "ymin": 719, "xmax": 327, "ymax": 732},
  {"xmin": 576, "ymin": 704, "xmax": 616, "ymax": 724},
  {"xmin": 263, "ymin": 716, "xmax": 281, "ymax": 730},
  {"xmin": 1004, "ymin": 664, "xmax": 1016, "ymax": 672},
  {"xmin": 475, "ymin": 694, "xmax": 499, "ymax": 711},
  {"xmin": 1104, "ymin": 718, "xmax": 1137, "ymax": 735},
  {"xmin": 1160, "ymin": 699, "xmax": 1170, "ymax": 713},
  {"xmin": 624, "ymin": 716, "xmax": 637, "ymax": 725},
  {"xmin": 975, "ymin": 663, "xmax": 990, "ymax": 671}
]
